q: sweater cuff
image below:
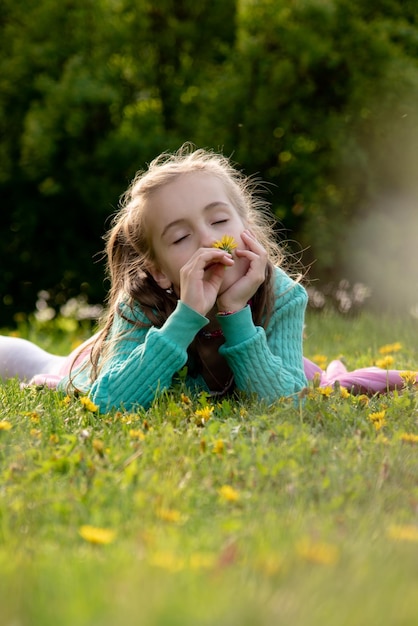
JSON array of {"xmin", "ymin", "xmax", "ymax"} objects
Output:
[
  {"xmin": 217, "ymin": 304, "xmax": 256, "ymax": 345},
  {"xmin": 160, "ymin": 300, "xmax": 208, "ymax": 347}
]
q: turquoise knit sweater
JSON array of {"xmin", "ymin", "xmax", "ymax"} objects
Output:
[{"xmin": 59, "ymin": 267, "xmax": 307, "ymax": 412}]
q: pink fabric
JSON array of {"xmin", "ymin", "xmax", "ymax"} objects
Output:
[
  {"xmin": 23, "ymin": 336, "xmax": 97, "ymax": 390},
  {"xmin": 304, "ymin": 357, "xmax": 418, "ymax": 394}
]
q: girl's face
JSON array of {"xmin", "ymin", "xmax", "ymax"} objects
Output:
[{"xmin": 144, "ymin": 171, "xmax": 249, "ymax": 296}]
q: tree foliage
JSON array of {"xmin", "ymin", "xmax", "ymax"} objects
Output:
[{"xmin": 1, "ymin": 0, "xmax": 418, "ymax": 324}]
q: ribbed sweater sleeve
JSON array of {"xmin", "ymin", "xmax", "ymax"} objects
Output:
[
  {"xmin": 87, "ymin": 300, "xmax": 207, "ymax": 412},
  {"xmin": 217, "ymin": 267, "xmax": 307, "ymax": 403}
]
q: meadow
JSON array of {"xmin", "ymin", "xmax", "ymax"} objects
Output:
[{"xmin": 1, "ymin": 310, "xmax": 418, "ymax": 626}]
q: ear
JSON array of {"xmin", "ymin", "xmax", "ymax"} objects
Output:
[{"xmin": 147, "ymin": 262, "xmax": 172, "ymax": 290}]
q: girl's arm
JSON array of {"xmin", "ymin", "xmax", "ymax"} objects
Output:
[
  {"xmin": 66, "ymin": 300, "xmax": 209, "ymax": 412},
  {"xmin": 218, "ymin": 268, "xmax": 307, "ymax": 403}
]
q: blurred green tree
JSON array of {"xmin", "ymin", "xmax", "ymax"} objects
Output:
[{"xmin": 1, "ymin": 0, "xmax": 418, "ymax": 324}]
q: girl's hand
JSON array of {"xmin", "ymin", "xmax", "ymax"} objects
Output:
[
  {"xmin": 216, "ymin": 230, "xmax": 267, "ymax": 312},
  {"xmin": 179, "ymin": 248, "xmax": 234, "ymax": 316}
]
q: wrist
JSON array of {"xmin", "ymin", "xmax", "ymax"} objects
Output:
[{"xmin": 217, "ymin": 303, "xmax": 247, "ymax": 316}]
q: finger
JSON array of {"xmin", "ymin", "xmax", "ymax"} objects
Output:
[
  {"xmin": 187, "ymin": 248, "xmax": 234, "ymax": 270},
  {"xmin": 240, "ymin": 230, "xmax": 266, "ymax": 253}
]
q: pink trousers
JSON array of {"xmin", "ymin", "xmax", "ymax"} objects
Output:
[{"xmin": 0, "ymin": 335, "xmax": 416, "ymax": 394}]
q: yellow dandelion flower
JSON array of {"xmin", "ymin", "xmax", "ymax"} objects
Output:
[
  {"xmin": 297, "ymin": 538, "xmax": 339, "ymax": 565},
  {"xmin": 340, "ymin": 386, "xmax": 350, "ymax": 399},
  {"xmin": 318, "ymin": 385, "xmax": 333, "ymax": 397},
  {"xmin": 156, "ymin": 508, "xmax": 184, "ymax": 524},
  {"xmin": 212, "ymin": 234, "xmax": 238, "ymax": 254},
  {"xmin": 387, "ymin": 524, "xmax": 418, "ymax": 543},
  {"xmin": 181, "ymin": 393, "xmax": 191, "ymax": 404},
  {"xmin": 400, "ymin": 433, "xmax": 418, "ymax": 445},
  {"xmin": 49, "ymin": 433, "xmax": 59, "ymax": 445},
  {"xmin": 400, "ymin": 371, "xmax": 417, "ymax": 387},
  {"xmin": 149, "ymin": 551, "xmax": 185, "ymax": 572},
  {"xmin": 92, "ymin": 438, "xmax": 105, "ymax": 456},
  {"xmin": 369, "ymin": 410, "xmax": 386, "ymax": 422},
  {"xmin": 30, "ymin": 429, "xmax": 42, "ymax": 438},
  {"xmin": 312, "ymin": 354, "xmax": 328, "ymax": 368},
  {"xmin": 0, "ymin": 420, "xmax": 12, "ymax": 431},
  {"xmin": 194, "ymin": 406, "xmax": 214, "ymax": 424},
  {"xmin": 129, "ymin": 429, "xmax": 146, "ymax": 440},
  {"xmin": 219, "ymin": 485, "xmax": 240, "ymax": 502},
  {"xmin": 356, "ymin": 394, "xmax": 369, "ymax": 407},
  {"xmin": 213, "ymin": 439, "xmax": 225, "ymax": 454},
  {"xmin": 379, "ymin": 342, "xmax": 402, "ymax": 355},
  {"xmin": 376, "ymin": 356, "xmax": 394, "ymax": 369},
  {"xmin": 62, "ymin": 395, "xmax": 71, "ymax": 406},
  {"xmin": 80, "ymin": 396, "xmax": 99, "ymax": 412},
  {"xmin": 79, "ymin": 525, "xmax": 116, "ymax": 545},
  {"xmin": 189, "ymin": 552, "xmax": 216, "ymax": 570},
  {"xmin": 368, "ymin": 410, "xmax": 386, "ymax": 431}
]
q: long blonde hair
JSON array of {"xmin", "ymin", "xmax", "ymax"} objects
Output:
[{"xmin": 78, "ymin": 144, "xmax": 288, "ymax": 384}]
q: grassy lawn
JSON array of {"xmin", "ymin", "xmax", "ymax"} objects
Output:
[{"xmin": 1, "ymin": 310, "xmax": 418, "ymax": 625}]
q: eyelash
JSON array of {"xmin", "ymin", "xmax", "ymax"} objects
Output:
[
  {"xmin": 173, "ymin": 235, "xmax": 189, "ymax": 245},
  {"xmin": 172, "ymin": 219, "xmax": 228, "ymax": 244}
]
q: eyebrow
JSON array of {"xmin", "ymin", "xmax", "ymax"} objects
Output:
[{"xmin": 160, "ymin": 201, "xmax": 230, "ymax": 238}]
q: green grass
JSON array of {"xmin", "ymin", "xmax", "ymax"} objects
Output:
[{"xmin": 1, "ymin": 310, "xmax": 418, "ymax": 625}]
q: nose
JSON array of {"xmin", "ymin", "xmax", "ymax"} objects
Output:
[{"xmin": 198, "ymin": 226, "xmax": 216, "ymax": 249}]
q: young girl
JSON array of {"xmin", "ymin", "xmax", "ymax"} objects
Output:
[{"xmin": 0, "ymin": 146, "xmax": 416, "ymax": 411}]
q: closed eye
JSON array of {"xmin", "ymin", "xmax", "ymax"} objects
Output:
[
  {"xmin": 213, "ymin": 219, "xmax": 228, "ymax": 225},
  {"xmin": 173, "ymin": 234, "xmax": 189, "ymax": 244}
]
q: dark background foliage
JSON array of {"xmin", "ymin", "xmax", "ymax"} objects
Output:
[{"xmin": 1, "ymin": 0, "xmax": 418, "ymax": 325}]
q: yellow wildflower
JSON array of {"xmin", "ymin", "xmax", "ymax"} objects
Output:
[
  {"xmin": 297, "ymin": 538, "xmax": 339, "ymax": 565},
  {"xmin": 318, "ymin": 385, "xmax": 333, "ymax": 397},
  {"xmin": 311, "ymin": 354, "xmax": 328, "ymax": 369},
  {"xmin": 379, "ymin": 342, "xmax": 402, "ymax": 355},
  {"xmin": 129, "ymin": 429, "xmax": 146, "ymax": 440},
  {"xmin": 400, "ymin": 433, "xmax": 418, "ymax": 445},
  {"xmin": 387, "ymin": 524, "xmax": 418, "ymax": 543},
  {"xmin": 92, "ymin": 438, "xmax": 105, "ymax": 456},
  {"xmin": 368, "ymin": 410, "xmax": 386, "ymax": 431},
  {"xmin": 376, "ymin": 356, "xmax": 394, "ymax": 369},
  {"xmin": 400, "ymin": 371, "xmax": 417, "ymax": 388},
  {"xmin": 213, "ymin": 439, "xmax": 225, "ymax": 454},
  {"xmin": 219, "ymin": 485, "xmax": 240, "ymax": 503},
  {"xmin": 149, "ymin": 551, "xmax": 185, "ymax": 572},
  {"xmin": 212, "ymin": 235, "xmax": 238, "ymax": 254},
  {"xmin": 80, "ymin": 396, "xmax": 99, "ymax": 412},
  {"xmin": 156, "ymin": 508, "xmax": 184, "ymax": 524},
  {"xmin": 79, "ymin": 525, "xmax": 116, "ymax": 545},
  {"xmin": 189, "ymin": 552, "xmax": 216, "ymax": 570},
  {"xmin": 339, "ymin": 386, "xmax": 350, "ymax": 399},
  {"xmin": 194, "ymin": 405, "xmax": 214, "ymax": 424},
  {"xmin": 0, "ymin": 420, "xmax": 12, "ymax": 431},
  {"xmin": 356, "ymin": 394, "xmax": 369, "ymax": 407}
]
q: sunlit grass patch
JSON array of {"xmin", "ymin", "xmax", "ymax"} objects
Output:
[{"xmin": 1, "ymin": 310, "xmax": 418, "ymax": 624}]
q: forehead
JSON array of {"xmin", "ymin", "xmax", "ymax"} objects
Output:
[{"xmin": 144, "ymin": 171, "xmax": 232, "ymax": 232}]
